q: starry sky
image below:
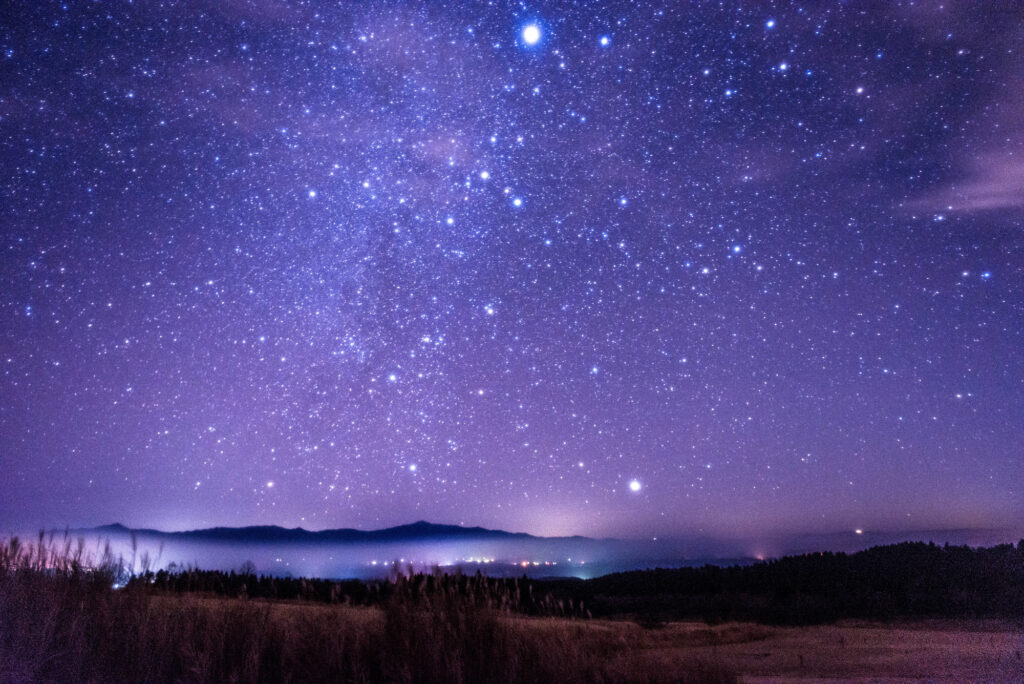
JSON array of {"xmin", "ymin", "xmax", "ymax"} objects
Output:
[{"xmin": 2, "ymin": 1, "xmax": 1022, "ymax": 539}]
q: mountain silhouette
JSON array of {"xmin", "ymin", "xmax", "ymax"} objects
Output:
[{"xmin": 87, "ymin": 520, "xmax": 584, "ymax": 544}]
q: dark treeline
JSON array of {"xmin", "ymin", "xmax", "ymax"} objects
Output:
[
  {"xmin": 131, "ymin": 567, "xmax": 585, "ymax": 618},
  {"xmin": 548, "ymin": 540, "xmax": 1024, "ymax": 624},
  {"xmin": 131, "ymin": 540, "xmax": 1024, "ymax": 625}
]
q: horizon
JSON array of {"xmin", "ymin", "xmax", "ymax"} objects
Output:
[
  {"xmin": 2, "ymin": 2, "xmax": 1022, "ymax": 539},
  {"xmin": 18, "ymin": 518, "xmax": 1024, "ymax": 546},
  {"xmin": 8, "ymin": 518, "xmax": 1022, "ymax": 583}
]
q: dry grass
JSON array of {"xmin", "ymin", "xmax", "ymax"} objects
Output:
[
  {"xmin": 3, "ymin": 534, "xmax": 1020, "ymax": 682},
  {"xmin": 502, "ymin": 618, "xmax": 1024, "ymax": 682},
  {"xmin": 719, "ymin": 619, "xmax": 1024, "ymax": 682},
  {"xmin": 0, "ymin": 535, "xmax": 734, "ymax": 683}
]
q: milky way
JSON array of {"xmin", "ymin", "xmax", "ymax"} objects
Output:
[{"xmin": 2, "ymin": 2, "xmax": 1022, "ymax": 537}]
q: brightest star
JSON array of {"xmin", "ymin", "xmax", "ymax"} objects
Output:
[{"xmin": 522, "ymin": 24, "xmax": 541, "ymax": 45}]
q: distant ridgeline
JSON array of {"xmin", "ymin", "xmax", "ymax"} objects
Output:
[
  {"xmin": 132, "ymin": 540, "xmax": 1024, "ymax": 625},
  {"xmin": 551, "ymin": 540, "xmax": 1024, "ymax": 624},
  {"xmin": 91, "ymin": 520, "xmax": 539, "ymax": 543}
]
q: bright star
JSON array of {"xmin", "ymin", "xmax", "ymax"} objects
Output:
[
  {"xmin": 629, "ymin": 479, "xmax": 642, "ymax": 492},
  {"xmin": 522, "ymin": 24, "xmax": 541, "ymax": 45},
  {"xmin": 599, "ymin": 35, "xmax": 610, "ymax": 47}
]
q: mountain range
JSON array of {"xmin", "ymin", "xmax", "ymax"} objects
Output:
[
  {"xmin": 87, "ymin": 520, "xmax": 583, "ymax": 544},
  {"xmin": 81, "ymin": 521, "xmax": 1023, "ymax": 555}
]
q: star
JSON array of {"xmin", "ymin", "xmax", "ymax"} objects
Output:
[{"xmin": 521, "ymin": 24, "xmax": 541, "ymax": 46}]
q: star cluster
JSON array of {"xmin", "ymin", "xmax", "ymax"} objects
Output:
[{"xmin": 1, "ymin": 1, "xmax": 1022, "ymax": 537}]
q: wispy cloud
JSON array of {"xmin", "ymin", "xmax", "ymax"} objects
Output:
[{"xmin": 909, "ymin": 155, "xmax": 1024, "ymax": 213}]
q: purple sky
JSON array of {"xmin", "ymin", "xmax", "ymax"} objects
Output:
[{"xmin": 2, "ymin": 1, "xmax": 1022, "ymax": 538}]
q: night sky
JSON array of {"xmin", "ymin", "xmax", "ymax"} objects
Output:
[{"xmin": 2, "ymin": 1, "xmax": 1022, "ymax": 539}]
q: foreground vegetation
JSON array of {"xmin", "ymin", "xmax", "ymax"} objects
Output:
[
  {"xmin": 1, "ymin": 534, "xmax": 1022, "ymax": 682},
  {"xmin": 0, "ymin": 534, "xmax": 733, "ymax": 682}
]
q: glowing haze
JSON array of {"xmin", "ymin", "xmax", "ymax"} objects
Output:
[{"xmin": 1, "ymin": 2, "xmax": 1022, "ymax": 540}]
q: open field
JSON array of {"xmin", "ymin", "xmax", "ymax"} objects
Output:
[
  {"xmin": 597, "ymin": 618, "xmax": 1024, "ymax": 682},
  {"xmin": 157, "ymin": 604, "xmax": 1024, "ymax": 681},
  {"xmin": 6, "ymin": 588, "xmax": 1023, "ymax": 682},
  {"xmin": 264, "ymin": 608, "xmax": 1024, "ymax": 682},
  {"xmin": 2, "ymin": 536, "xmax": 1022, "ymax": 681}
]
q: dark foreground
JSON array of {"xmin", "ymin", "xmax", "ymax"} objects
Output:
[{"xmin": 1, "ymin": 536, "xmax": 1022, "ymax": 682}]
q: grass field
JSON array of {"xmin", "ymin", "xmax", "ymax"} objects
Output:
[
  {"xmin": 2, "ymin": 535, "xmax": 1022, "ymax": 682},
  {"xmin": 162, "ymin": 605, "xmax": 1024, "ymax": 682},
  {"xmin": 6, "ymin": 590, "xmax": 1022, "ymax": 681},
  {"xmin": 607, "ymin": 618, "xmax": 1024, "ymax": 682}
]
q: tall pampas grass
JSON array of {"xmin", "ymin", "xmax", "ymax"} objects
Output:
[{"xmin": 0, "ymin": 534, "xmax": 734, "ymax": 682}]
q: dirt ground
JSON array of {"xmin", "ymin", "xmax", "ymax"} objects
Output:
[{"xmin": 594, "ymin": 618, "xmax": 1024, "ymax": 682}]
